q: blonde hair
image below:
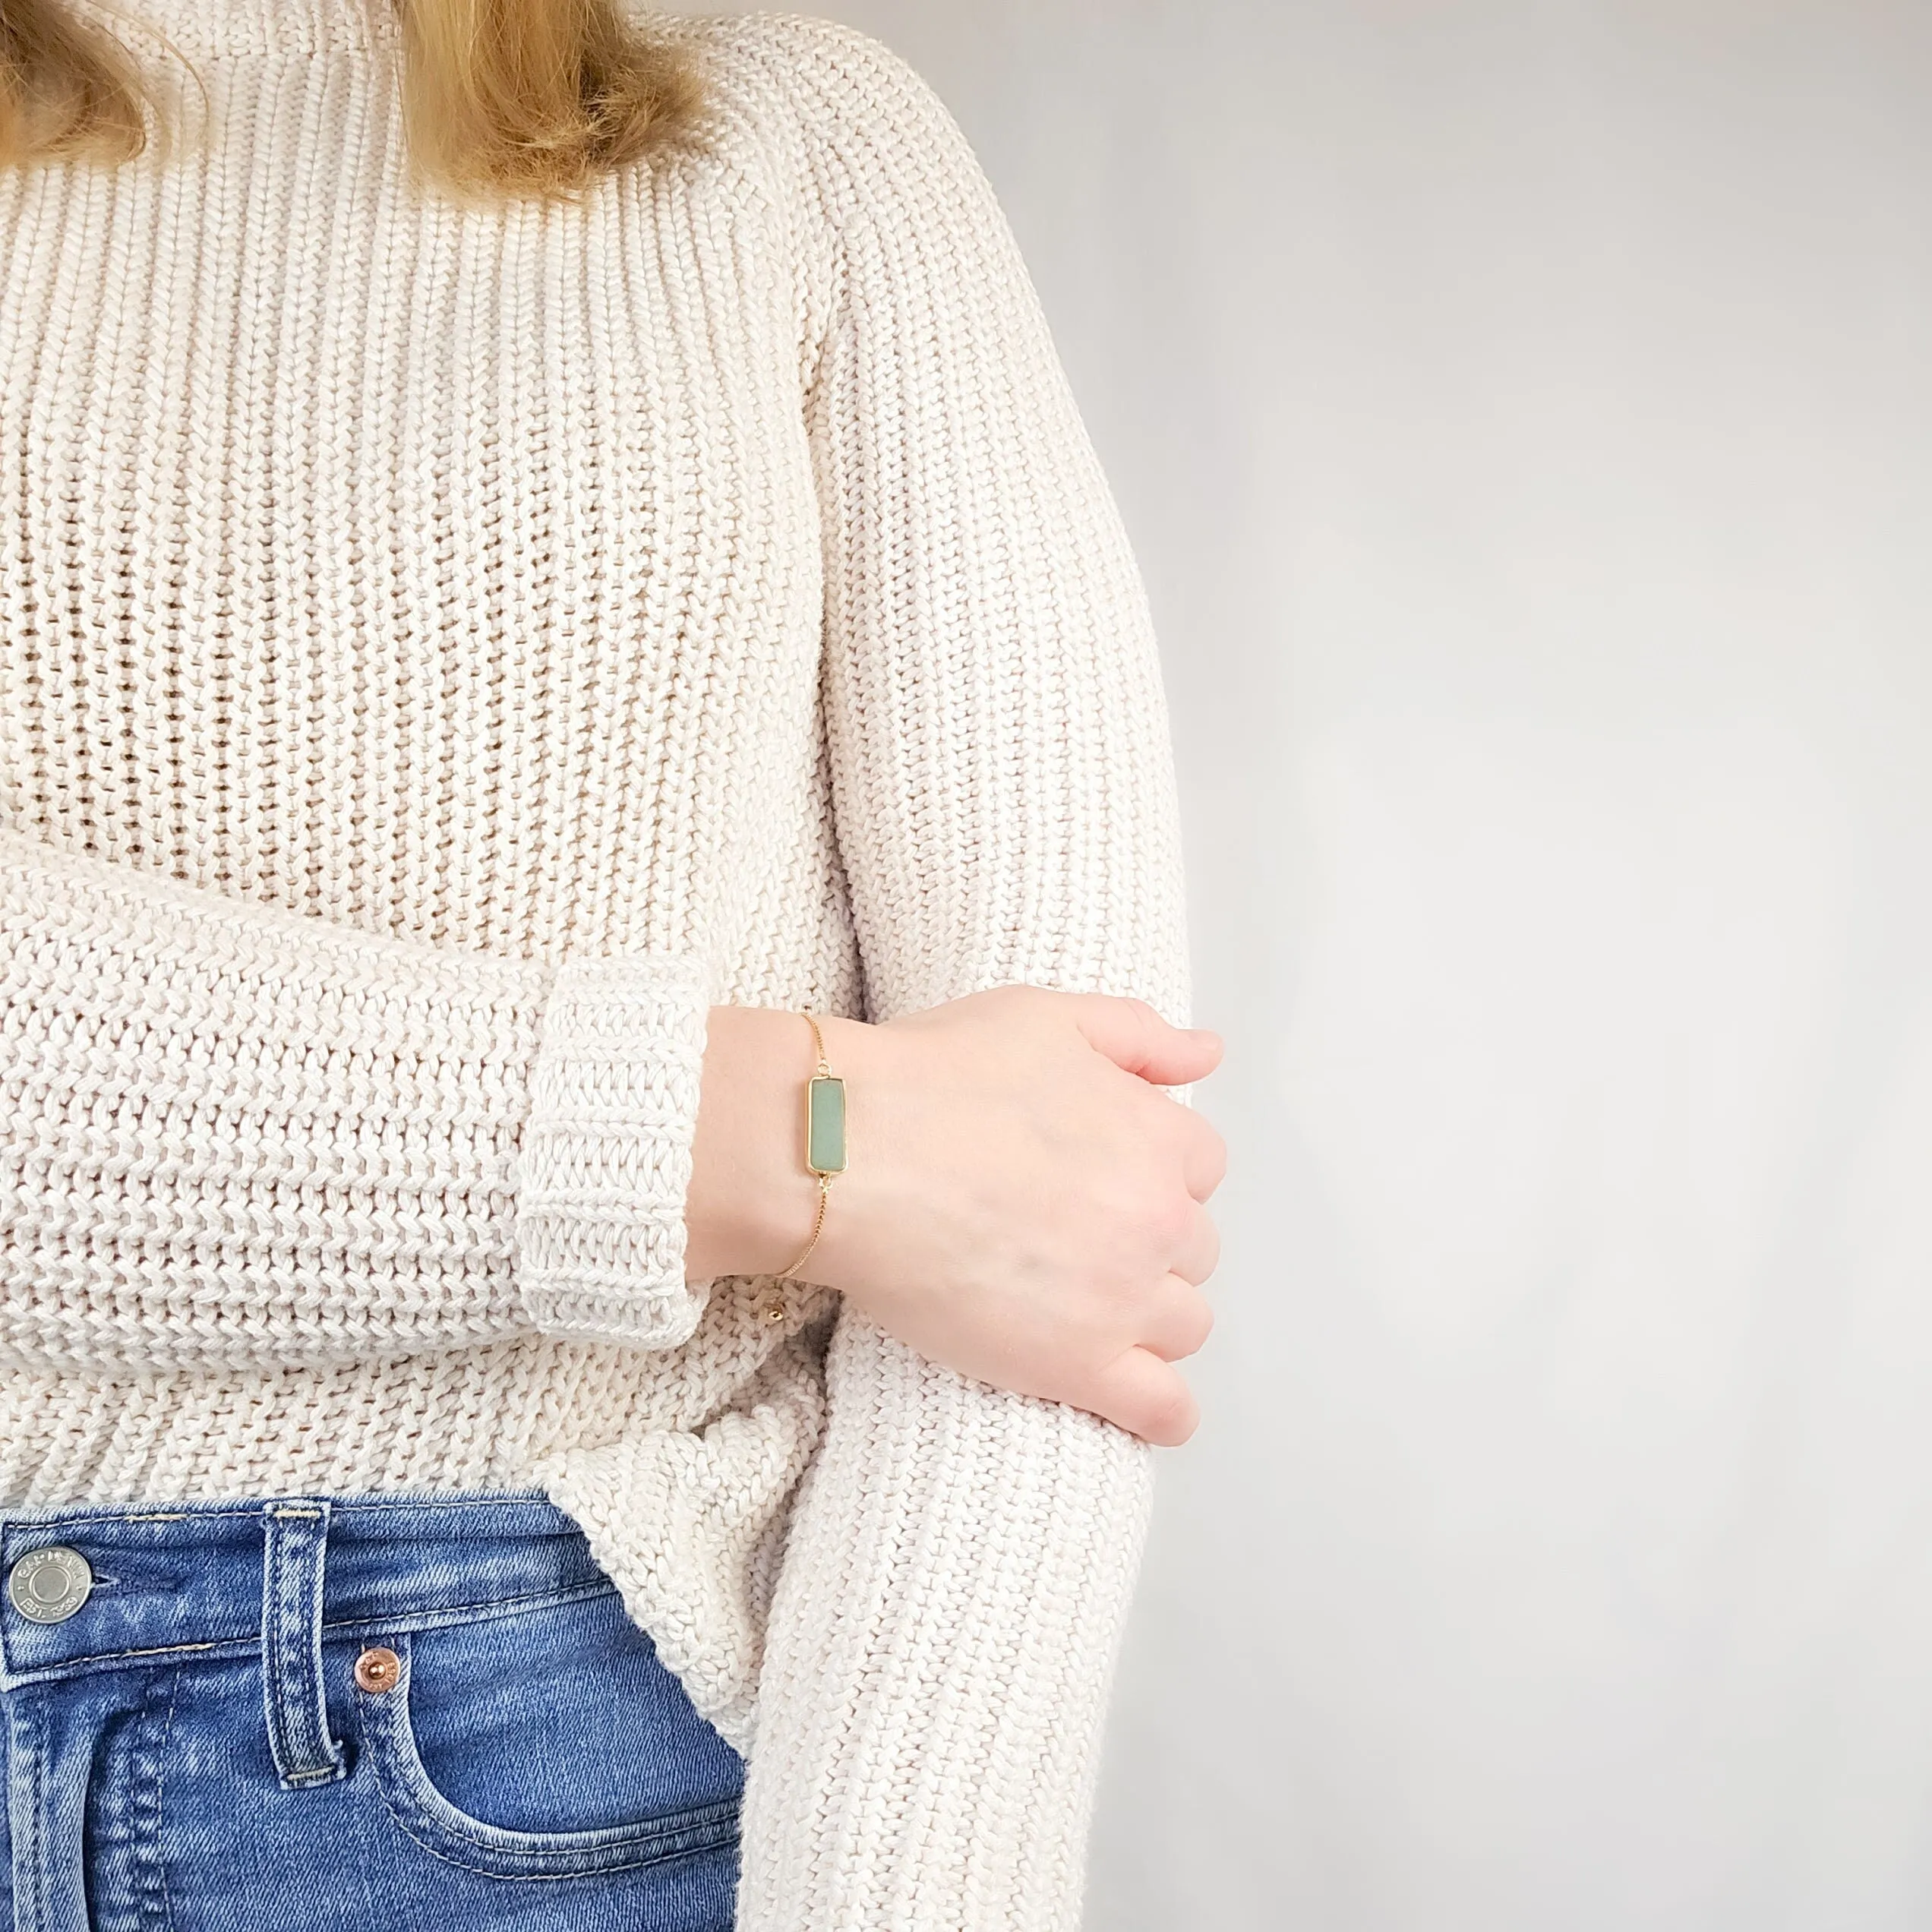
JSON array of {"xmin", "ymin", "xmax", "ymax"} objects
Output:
[{"xmin": 0, "ymin": 0, "xmax": 703, "ymax": 202}]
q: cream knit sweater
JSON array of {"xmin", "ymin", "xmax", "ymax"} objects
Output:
[{"xmin": 0, "ymin": 2, "xmax": 1192, "ymax": 1924}]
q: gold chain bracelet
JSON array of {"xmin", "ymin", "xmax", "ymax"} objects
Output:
[{"xmin": 760, "ymin": 1012, "xmax": 848, "ymax": 1324}]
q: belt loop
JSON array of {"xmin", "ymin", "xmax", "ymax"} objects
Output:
[{"xmin": 260, "ymin": 1500, "xmax": 346, "ymax": 1790}]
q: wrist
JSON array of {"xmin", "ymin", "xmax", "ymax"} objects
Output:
[
  {"xmin": 786, "ymin": 1012, "xmax": 896, "ymax": 1291},
  {"xmin": 685, "ymin": 1005, "xmax": 871, "ymax": 1282}
]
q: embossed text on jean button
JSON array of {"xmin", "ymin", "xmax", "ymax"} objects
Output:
[
  {"xmin": 7, "ymin": 1545, "xmax": 94, "ymax": 1623},
  {"xmin": 354, "ymin": 1646, "xmax": 402, "ymax": 1694}
]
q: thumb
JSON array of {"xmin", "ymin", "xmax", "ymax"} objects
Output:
[{"xmin": 1072, "ymin": 994, "xmax": 1222, "ymax": 1087}]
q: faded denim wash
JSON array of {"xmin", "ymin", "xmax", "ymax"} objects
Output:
[{"xmin": 0, "ymin": 1492, "xmax": 743, "ymax": 1930}]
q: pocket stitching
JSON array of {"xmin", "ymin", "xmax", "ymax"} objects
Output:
[{"xmin": 357, "ymin": 1636, "xmax": 740, "ymax": 1881}]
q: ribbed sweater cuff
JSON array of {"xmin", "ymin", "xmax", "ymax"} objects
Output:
[{"xmin": 514, "ymin": 951, "xmax": 712, "ymax": 1349}]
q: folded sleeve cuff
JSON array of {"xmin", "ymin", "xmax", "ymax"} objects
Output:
[{"xmin": 514, "ymin": 949, "xmax": 713, "ymax": 1349}]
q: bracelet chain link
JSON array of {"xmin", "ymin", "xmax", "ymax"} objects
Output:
[{"xmin": 761, "ymin": 1012, "xmax": 837, "ymax": 1325}]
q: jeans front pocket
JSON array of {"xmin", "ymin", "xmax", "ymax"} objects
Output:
[{"xmin": 350, "ymin": 1591, "xmax": 743, "ymax": 1883}]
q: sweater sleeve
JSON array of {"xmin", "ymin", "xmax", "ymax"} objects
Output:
[
  {"xmin": 0, "ymin": 828, "xmax": 714, "ymax": 1372},
  {"xmin": 736, "ymin": 29, "xmax": 1194, "ymax": 1930}
]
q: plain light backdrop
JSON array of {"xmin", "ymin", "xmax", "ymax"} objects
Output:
[{"xmin": 696, "ymin": 5, "xmax": 1932, "ymax": 1926}]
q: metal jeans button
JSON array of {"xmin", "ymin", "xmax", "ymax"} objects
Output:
[
  {"xmin": 353, "ymin": 1646, "xmax": 402, "ymax": 1694},
  {"xmin": 7, "ymin": 1545, "xmax": 93, "ymax": 1623}
]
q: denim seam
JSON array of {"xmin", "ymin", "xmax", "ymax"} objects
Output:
[
  {"xmin": 17, "ymin": 1695, "xmax": 45, "ymax": 1932},
  {"xmin": 0, "ymin": 1643, "xmax": 222, "ymax": 1690},
  {"xmin": 152, "ymin": 1670, "xmax": 182, "ymax": 1932},
  {"xmin": 0, "ymin": 1493, "xmax": 555, "ymax": 1534},
  {"xmin": 0, "ymin": 1580, "xmax": 620, "ymax": 1687},
  {"xmin": 367, "ymin": 1779, "xmax": 743, "ymax": 1885},
  {"xmin": 123, "ymin": 1665, "xmax": 179, "ymax": 1932},
  {"xmin": 319, "ymin": 1577, "xmax": 620, "ymax": 1643},
  {"xmin": 357, "ymin": 1638, "xmax": 741, "ymax": 1881}
]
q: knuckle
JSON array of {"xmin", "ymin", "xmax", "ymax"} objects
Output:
[
  {"xmin": 1106, "ymin": 993, "xmax": 1165, "ymax": 1049},
  {"xmin": 1144, "ymin": 1380, "xmax": 1197, "ymax": 1445},
  {"xmin": 1199, "ymin": 1220, "xmax": 1222, "ymax": 1279},
  {"xmin": 1151, "ymin": 1189, "xmax": 1195, "ymax": 1251},
  {"xmin": 1116, "ymin": 1201, "xmax": 1183, "ymax": 1269},
  {"xmin": 1176, "ymin": 1112, "xmax": 1225, "ymax": 1181},
  {"xmin": 1151, "ymin": 1281, "xmax": 1213, "ymax": 1359}
]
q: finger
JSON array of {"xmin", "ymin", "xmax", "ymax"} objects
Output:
[
  {"xmin": 1086, "ymin": 1344, "xmax": 1200, "ymax": 1447},
  {"xmin": 1163, "ymin": 1100, "xmax": 1229, "ymax": 1203},
  {"xmin": 1167, "ymin": 1204, "xmax": 1220, "ymax": 1287},
  {"xmin": 1073, "ymin": 994, "xmax": 1222, "ymax": 1088},
  {"xmin": 1139, "ymin": 1276, "xmax": 1214, "ymax": 1362}
]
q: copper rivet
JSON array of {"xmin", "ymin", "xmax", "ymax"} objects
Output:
[{"xmin": 354, "ymin": 1646, "xmax": 402, "ymax": 1694}]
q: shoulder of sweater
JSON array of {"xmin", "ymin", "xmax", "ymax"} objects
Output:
[{"xmin": 643, "ymin": 10, "xmax": 1001, "ymax": 248}]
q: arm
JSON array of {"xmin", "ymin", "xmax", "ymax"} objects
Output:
[
  {"xmin": 0, "ymin": 827, "xmax": 712, "ymax": 1371},
  {"xmin": 737, "ymin": 30, "xmax": 1195, "ymax": 1928}
]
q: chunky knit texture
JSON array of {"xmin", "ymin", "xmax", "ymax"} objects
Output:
[{"xmin": 0, "ymin": 3, "xmax": 1193, "ymax": 1924}]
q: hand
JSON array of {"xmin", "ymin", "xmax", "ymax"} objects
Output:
[{"xmin": 687, "ymin": 988, "xmax": 1226, "ymax": 1445}]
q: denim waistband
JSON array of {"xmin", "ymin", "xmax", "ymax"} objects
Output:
[{"xmin": 0, "ymin": 1491, "xmax": 605, "ymax": 1688}]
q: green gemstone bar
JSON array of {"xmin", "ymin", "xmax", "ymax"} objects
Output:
[{"xmin": 807, "ymin": 1075, "xmax": 848, "ymax": 1175}]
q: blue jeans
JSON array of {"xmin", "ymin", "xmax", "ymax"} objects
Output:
[{"xmin": 0, "ymin": 1492, "xmax": 744, "ymax": 1930}]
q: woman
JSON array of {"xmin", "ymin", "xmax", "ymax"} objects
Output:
[{"xmin": 0, "ymin": 0, "xmax": 1225, "ymax": 1926}]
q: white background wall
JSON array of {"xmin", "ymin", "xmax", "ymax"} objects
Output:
[{"xmin": 703, "ymin": 5, "xmax": 1932, "ymax": 1925}]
